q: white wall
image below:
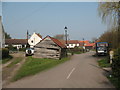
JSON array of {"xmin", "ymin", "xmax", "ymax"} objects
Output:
[
  {"xmin": 67, "ymin": 43, "xmax": 79, "ymax": 48},
  {"xmin": 0, "ymin": 16, "xmax": 5, "ymax": 48},
  {"xmin": 28, "ymin": 32, "xmax": 42, "ymax": 47},
  {"xmin": 5, "ymin": 44, "xmax": 26, "ymax": 50}
]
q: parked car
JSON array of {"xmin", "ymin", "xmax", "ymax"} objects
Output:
[
  {"xmin": 95, "ymin": 42, "xmax": 108, "ymax": 56},
  {"xmin": 25, "ymin": 48, "xmax": 34, "ymax": 56}
]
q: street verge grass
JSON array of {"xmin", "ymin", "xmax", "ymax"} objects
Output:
[
  {"xmin": 12, "ymin": 56, "xmax": 70, "ymax": 81},
  {"xmin": 108, "ymin": 76, "xmax": 120, "ymax": 88},
  {"xmin": 97, "ymin": 58, "xmax": 119, "ymax": 88},
  {"xmin": 74, "ymin": 51, "xmax": 83, "ymax": 54},
  {"xmin": 7, "ymin": 57, "xmax": 23, "ymax": 67},
  {"xmin": 98, "ymin": 58, "xmax": 110, "ymax": 67}
]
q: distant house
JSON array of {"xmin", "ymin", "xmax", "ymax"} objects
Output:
[
  {"xmin": 79, "ymin": 40, "xmax": 95, "ymax": 50},
  {"xmin": 34, "ymin": 35, "xmax": 67, "ymax": 59},
  {"xmin": 84, "ymin": 43, "xmax": 95, "ymax": 50},
  {"xmin": 67, "ymin": 40, "xmax": 80, "ymax": 48},
  {"xmin": 79, "ymin": 40, "xmax": 90, "ymax": 46},
  {"xmin": 0, "ymin": 16, "xmax": 5, "ymax": 48},
  {"xmin": 5, "ymin": 39, "xmax": 27, "ymax": 50},
  {"xmin": 28, "ymin": 32, "xmax": 42, "ymax": 48}
]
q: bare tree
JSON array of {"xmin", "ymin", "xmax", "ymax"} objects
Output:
[
  {"xmin": 98, "ymin": 2, "xmax": 120, "ymax": 47},
  {"xmin": 53, "ymin": 34, "xmax": 65, "ymax": 40},
  {"xmin": 98, "ymin": 2, "xmax": 120, "ymax": 28}
]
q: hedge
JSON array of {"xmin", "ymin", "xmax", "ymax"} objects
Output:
[
  {"xmin": 19, "ymin": 48, "xmax": 26, "ymax": 51},
  {"xmin": 5, "ymin": 45, "xmax": 17, "ymax": 51},
  {"xmin": 2, "ymin": 48, "xmax": 9, "ymax": 59},
  {"xmin": 112, "ymin": 47, "xmax": 120, "ymax": 77}
]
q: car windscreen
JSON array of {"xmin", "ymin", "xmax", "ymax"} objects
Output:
[{"xmin": 97, "ymin": 47, "xmax": 107, "ymax": 51}]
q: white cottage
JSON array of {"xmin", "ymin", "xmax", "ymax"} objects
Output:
[
  {"xmin": 28, "ymin": 32, "xmax": 42, "ymax": 48},
  {"xmin": 67, "ymin": 40, "xmax": 80, "ymax": 48},
  {"xmin": 5, "ymin": 39, "xmax": 27, "ymax": 49}
]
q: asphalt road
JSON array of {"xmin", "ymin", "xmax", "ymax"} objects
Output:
[{"xmin": 5, "ymin": 51, "xmax": 114, "ymax": 88}]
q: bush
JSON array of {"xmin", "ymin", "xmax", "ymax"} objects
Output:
[
  {"xmin": 112, "ymin": 47, "xmax": 120, "ymax": 78},
  {"xmin": 2, "ymin": 55, "xmax": 13, "ymax": 64},
  {"xmin": 2, "ymin": 48, "xmax": 9, "ymax": 59},
  {"xmin": 19, "ymin": 48, "xmax": 26, "ymax": 51},
  {"xmin": 67, "ymin": 47, "xmax": 84, "ymax": 55},
  {"xmin": 72, "ymin": 46, "xmax": 83, "ymax": 52},
  {"xmin": 6, "ymin": 45, "xmax": 17, "ymax": 51}
]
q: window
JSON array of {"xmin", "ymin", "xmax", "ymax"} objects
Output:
[{"xmin": 31, "ymin": 40, "xmax": 33, "ymax": 43}]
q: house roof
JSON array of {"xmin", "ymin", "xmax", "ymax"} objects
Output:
[
  {"xmin": 85, "ymin": 43, "xmax": 95, "ymax": 47},
  {"xmin": 59, "ymin": 40, "xmax": 80, "ymax": 44},
  {"xmin": 37, "ymin": 36, "xmax": 66, "ymax": 48},
  {"xmin": 79, "ymin": 40, "xmax": 90, "ymax": 44},
  {"xmin": 50, "ymin": 37, "xmax": 66, "ymax": 48},
  {"xmin": 36, "ymin": 33, "xmax": 42, "ymax": 39},
  {"xmin": 59, "ymin": 40, "xmax": 66, "ymax": 45},
  {"xmin": 5, "ymin": 39, "xmax": 27, "ymax": 45},
  {"xmin": 67, "ymin": 40, "xmax": 79, "ymax": 44}
]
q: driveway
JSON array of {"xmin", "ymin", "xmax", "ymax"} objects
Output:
[
  {"xmin": 5, "ymin": 51, "xmax": 114, "ymax": 88},
  {"xmin": 2, "ymin": 52, "xmax": 26, "ymax": 87}
]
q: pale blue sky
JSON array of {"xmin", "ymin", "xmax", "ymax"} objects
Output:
[
  {"xmin": 2, "ymin": 2, "xmax": 107, "ymax": 40},
  {"xmin": 0, "ymin": 1, "xmax": 2, "ymax": 16}
]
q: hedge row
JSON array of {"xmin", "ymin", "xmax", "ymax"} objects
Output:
[
  {"xmin": 112, "ymin": 47, "xmax": 120, "ymax": 78},
  {"xmin": 2, "ymin": 48, "xmax": 9, "ymax": 59}
]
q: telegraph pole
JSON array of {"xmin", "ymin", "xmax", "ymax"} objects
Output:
[
  {"xmin": 27, "ymin": 30, "xmax": 29, "ymax": 40},
  {"xmin": 26, "ymin": 30, "xmax": 29, "ymax": 48},
  {"xmin": 64, "ymin": 26, "xmax": 68, "ymax": 46},
  {"xmin": 64, "ymin": 26, "xmax": 68, "ymax": 56},
  {"xmin": 83, "ymin": 38, "xmax": 84, "ymax": 53}
]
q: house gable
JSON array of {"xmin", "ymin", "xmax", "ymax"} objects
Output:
[
  {"xmin": 35, "ymin": 36, "xmax": 61, "ymax": 49},
  {"xmin": 28, "ymin": 32, "xmax": 42, "ymax": 47}
]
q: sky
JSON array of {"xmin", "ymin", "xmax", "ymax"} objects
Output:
[
  {"xmin": 2, "ymin": 2, "xmax": 107, "ymax": 41},
  {"xmin": 0, "ymin": 1, "xmax": 2, "ymax": 16}
]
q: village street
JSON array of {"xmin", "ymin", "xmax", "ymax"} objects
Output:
[{"xmin": 5, "ymin": 51, "xmax": 114, "ymax": 88}]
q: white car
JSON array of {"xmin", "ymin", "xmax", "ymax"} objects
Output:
[{"xmin": 25, "ymin": 48, "xmax": 34, "ymax": 56}]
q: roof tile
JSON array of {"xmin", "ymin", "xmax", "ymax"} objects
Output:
[{"xmin": 5, "ymin": 39, "xmax": 27, "ymax": 44}]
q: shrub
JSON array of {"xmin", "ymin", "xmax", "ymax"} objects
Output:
[
  {"xmin": 19, "ymin": 48, "xmax": 26, "ymax": 51},
  {"xmin": 2, "ymin": 48, "xmax": 9, "ymax": 59},
  {"xmin": 112, "ymin": 47, "xmax": 120, "ymax": 77},
  {"xmin": 6, "ymin": 45, "xmax": 17, "ymax": 51},
  {"xmin": 69, "ymin": 47, "xmax": 82, "ymax": 52}
]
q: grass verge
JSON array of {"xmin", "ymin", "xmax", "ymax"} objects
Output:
[
  {"xmin": 7, "ymin": 57, "xmax": 23, "ymax": 67},
  {"xmin": 74, "ymin": 51, "xmax": 83, "ymax": 54},
  {"xmin": 2, "ymin": 55, "xmax": 13, "ymax": 64},
  {"xmin": 12, "ymin": 56, "xmax": 70, "ymax": 81},
  {"xmin": 98, "ymin": 58, "xmax": 120, "ymax": 88},
  {"xmin": 108, "ymin": 76, "xmax": 120, "ymax": 88},
  {"xmin": 98, "ymin": 58, "xmax": 110, "ymax": 67}
]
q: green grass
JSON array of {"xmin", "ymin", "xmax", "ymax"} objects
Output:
[
  {"xmin": 98, "ymin": 58, "xmax": 111, "ymax": 67},
  {"xmin": 74, "ymin": 51, "xmax": 83, "ymax": 54},
  {"xmin": 108, "ymin": 76, "xmax": 120, "ymax": 88},
  {"xmin": 12, "ymin": 57, "xmax": 70, "ymax": 81},
  {"xmin": 67, "ymin": 50, "xmax": 83, "ymax": 55},
  {"xmin": 7, "ymin": 57, "xmax": 23, "ymax": 67},
  {"xmin": 2, "ymin": 55, "xmax": 13, "ymax": 64}
]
